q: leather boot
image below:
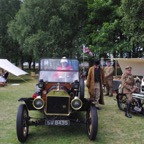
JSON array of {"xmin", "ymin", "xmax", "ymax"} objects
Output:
[{"xmin": 125, "ymin": 102, "xmax": 132, "ymax": 118}]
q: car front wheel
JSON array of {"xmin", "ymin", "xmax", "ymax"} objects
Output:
[
  {"xmin": 79, "ymin": 78, "xmax": 84, "ymax": 99},
  {"xmin": 86, "ymin": 105, "xmax": 98, "ymax": 140},
  {"xmin": 16, "ymin": 104, "xmax": 29, "ymax": 143}
]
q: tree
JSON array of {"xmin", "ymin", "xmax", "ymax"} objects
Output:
[
  {"xmin": 0, "ymin": 0, "xmax": 21, "ymax": 62},
  {"xmin": 120, "ymin": 0, "xmax": 144, "ymax": 57},
  {"xmin": 83, "ymin": 0, "xmax": 129, "ymax": 58},
  {"xmin": 8, "ymin": 0, "xmax": 88, "ymax": 60}
]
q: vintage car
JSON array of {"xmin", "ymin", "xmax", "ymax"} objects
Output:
[{"xmin": 16, "ymin": 58, "xmax": 98, "ymax": 143}]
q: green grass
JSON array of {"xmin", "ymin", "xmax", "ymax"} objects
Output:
[{"xmin": 0, "ymin": 75, "xmax": 144, "ymax": 144}]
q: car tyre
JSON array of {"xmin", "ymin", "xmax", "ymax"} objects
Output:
[
  {"xmin": 86, "ymin": 105, "xmax": 98, "ymax": 140},
  {"xmin": 16, "ymin": 104, "xmax": 29, "ymax": 143},
  {"xmin": 116, "ymin": 93, "xmax": 127, "ymax": 111},
  {"xmin": 79, "ymin": 78, "xmax": 84, "ymax": 99}
]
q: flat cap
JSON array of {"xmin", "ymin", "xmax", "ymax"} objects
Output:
[{"xmin": 125, "ymin": 66, "xmax": 132, "ymax": 70}]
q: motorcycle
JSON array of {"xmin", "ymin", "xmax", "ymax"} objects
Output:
[
  {"xmin": 116, "ymin": 92, "xmax": 144, "ymax": 115},
  {"xmin": 112, "ymin": 58, "xmax": 144, "ymax": 116}
]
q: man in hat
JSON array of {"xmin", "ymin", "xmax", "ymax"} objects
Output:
[
  {"xmin": 104, "ymin": 59, "xmax": 114, "ymax": 96},
  {"xmin": 121, "ymin": 66, "xmax": 137, "ymax": 118},
  {"xmin": 86, "ymin": 60, "xmax": 105, "ymax": 109},
  {"xmin": 57, "ymin": 57, "xmax": 73, "ymax": 70},
  {"xmin": 53, "ymin": 57, "xmax": 73, "ymax": 80}
]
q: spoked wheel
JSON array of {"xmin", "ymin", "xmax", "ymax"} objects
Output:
[
  {"xmin": 116, "ymin": 93, "xmax": 127, "ymax": 111},
  {"xmin": 86, "ymin": 105, "xmax": 98, "ymax": 140},
  {"xmin": 16, "ymin": 104, "xmax": 29, "ymax": 143},
  {"xmin": 131, "ymin": 98, "xmax": 141, "ymax": 113}
]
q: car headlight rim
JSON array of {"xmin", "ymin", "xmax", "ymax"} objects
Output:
[
  {"xmin": 33, "ymin": 97, "xmax": 44, "ymax": 110},
  {"xmin": 71, "ymin": 97, "xmax": 83, "ymax": 110}
]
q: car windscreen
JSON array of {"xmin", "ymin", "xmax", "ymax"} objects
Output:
[
  {"xmin": 39, "ymin": 71, "xmax": 79, "ymax": 83},
  {"xmin": 39, "ymin": 59, "xmax": 79, "ymax": 71},
  {"xmin": 39, "ymin": 59, "xmax": 79, "ymax": 83}
]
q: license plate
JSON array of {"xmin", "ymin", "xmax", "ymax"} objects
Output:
[{"xmin": 45, "ymin": 120, "xmax": 70, "ymax": 126}]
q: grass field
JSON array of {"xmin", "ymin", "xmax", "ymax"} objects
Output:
[{"xmin": 0, "ymin": 74, "xmax": 144, "ymax": 144}]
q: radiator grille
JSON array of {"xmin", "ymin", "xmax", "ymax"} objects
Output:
[{"xmin": 45, "ymin": 96, "xmax": 70, "ymax": 115}]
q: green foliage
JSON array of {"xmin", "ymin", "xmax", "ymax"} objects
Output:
[
  {"xmin": 1, "ymin": 0, "xmax": 144, "ymax": 61},
  {"xmin": 120, "ymin": 0, "xmax": 144, "ymax": 48},
  {"xmin": 83, "ymin": 0, "xmax": 126, "ymax": 56},
  {"xmin": 8, "ymin": 0, "xmax": 88, "ymax": 59},
  {"xmin": 0, "ymin": 0, "xmax": 21, "ymax": 61}
]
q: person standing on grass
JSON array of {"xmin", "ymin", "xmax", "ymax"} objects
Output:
[
  {"xmin": 121, "ymin": 66, "xmax": 137, "ymax": 118},
  {"xmin": 104, "ymin": 59, "xmax": 114, "ymax": 97},
  {"xmin": 86, "ymin": 60, "xmax": 105, "ymax": 110}
]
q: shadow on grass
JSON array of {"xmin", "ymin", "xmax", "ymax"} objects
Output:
[
  {"xmin": 26, "ymin": 112, "xmax": 89, "ymax": 142},
  {"xmin": 8, "ymin": 78, "xmax": 32, "ymax": 84},
  {"xmin": 131, "ymin": 111, "xmax": 144, "ymax": 118},
  {"xmin": 8, "ymin": 75, "xmax": 37, "ymax": 84},
  {"xmin": 28, "ymin": 124, "xmax": 86, "ymax": 138}
]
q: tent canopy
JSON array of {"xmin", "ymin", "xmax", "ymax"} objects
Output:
[
  {"xmin": 113, "ymin": 58, "xmax": 144, "ymax": 76},
  {"xmin": 0, "ymin": 59, "xmax": 28, "ymax": 76}
]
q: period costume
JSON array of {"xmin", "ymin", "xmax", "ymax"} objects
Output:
[
  {"xmin": 104, "ymin": 60, "xmax": 114, "ymax": 96},
  {"xmin": 86, "ymin": 61, "xmax": 105, "ymax": 107},
  {"xmin": 120, "ymin": 66, "xmax": 136, "ymax": 118}
]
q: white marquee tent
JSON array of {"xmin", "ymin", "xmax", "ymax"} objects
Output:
[
  {"xmin": 0, "ymin": 59, "xmax": 28, "ymax": 76},
  {"xmin": 113, "ymin": 58, "xmax": 144, "ymax": 76}
]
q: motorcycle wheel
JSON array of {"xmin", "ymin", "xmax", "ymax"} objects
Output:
[
  {"xmin": 116, "ymin": 93, "xmax": 127, "ymax": 111},
  {"xmin": 131, "ymin": 98, "xmax": 141, "ymax": 113},
  {"xmin": 141, "ymin": 107, "xmax": 144, "ymax": 115}
]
